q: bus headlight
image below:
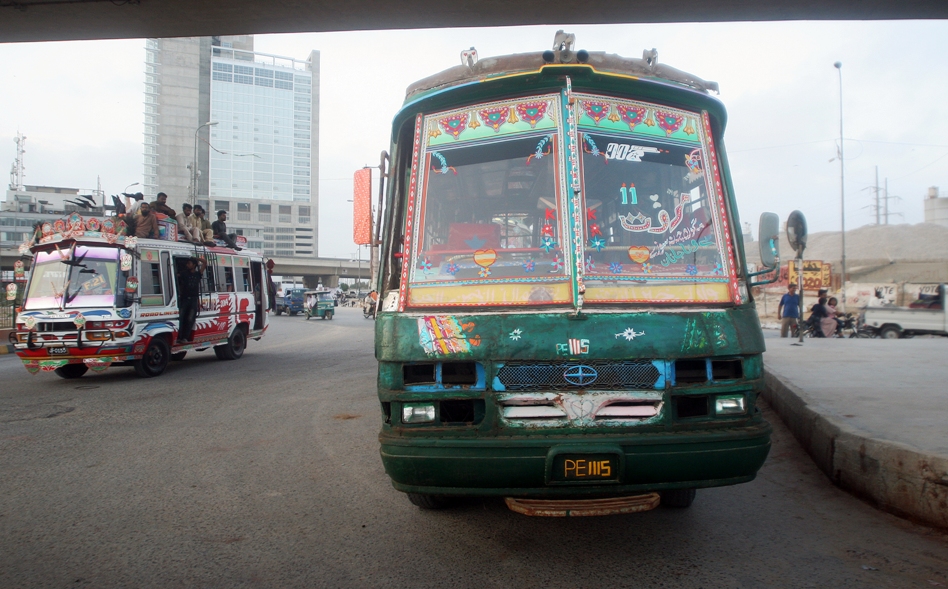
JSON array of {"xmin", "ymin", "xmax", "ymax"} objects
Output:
[
  {"xmin": 402, "ymin": 403, "xmax": 436, "ymax": 424},
  {"xmin": 715, "ymin": 394, "xmax": 746, "ymax": 416}
]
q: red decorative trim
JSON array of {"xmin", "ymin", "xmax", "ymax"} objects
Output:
[
  {"xmin": 398, "ymin": 114, "xmax": 424, "ymax": 312},
  {"xmin": 702, "ymin": 111, "xmax": 741, "ymax": 304}
]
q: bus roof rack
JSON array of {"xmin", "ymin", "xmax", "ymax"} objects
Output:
[{"xmin": 406, "ymin": 33, "xmax": 719, "ymax": 100}]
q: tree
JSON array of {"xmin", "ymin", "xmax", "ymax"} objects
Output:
[{"xmin": 339, "ymin": 283, "xmax": 349, "ymax": 292}]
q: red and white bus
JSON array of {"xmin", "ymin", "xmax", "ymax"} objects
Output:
[{"xmin": 10, "ymin": 212, "xmax": 269, "ymax": 378}]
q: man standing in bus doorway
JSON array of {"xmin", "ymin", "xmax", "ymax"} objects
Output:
[
  {"xmin": 778, "ymin": 283, "xmax": 800, "ymax": 338},
  {"xmin": 177, "ymin": 256, "xmax": 207, "ymax": 344}
]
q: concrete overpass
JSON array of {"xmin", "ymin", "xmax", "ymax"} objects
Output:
[
  {"xmin": 0, "ymin": 246, "xmax": 371, "ymax": 288},
  {"xmin": 1, "ymin": 0, "xmax": 946, "ymax": 43}
]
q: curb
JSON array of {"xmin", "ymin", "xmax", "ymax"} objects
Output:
[{"xmin": 763, "ymin": 365, "xmax": 948, "ymax": 530}]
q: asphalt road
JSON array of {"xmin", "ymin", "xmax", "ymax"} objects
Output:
[{"xmin": 1, "ymin": 306, "xmax": 946, "ymax": 588}]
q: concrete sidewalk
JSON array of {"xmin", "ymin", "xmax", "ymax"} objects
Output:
[{"xmin": 763, "ymin": 337, "xmax": 948, "ymax": 529}]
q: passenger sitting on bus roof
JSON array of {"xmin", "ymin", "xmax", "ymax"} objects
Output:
[
  {"xmin": 150, "ymin": 192, "xmax": 176, "ymax": 218},
  {"xmin": 176, "ymin": 255, "xmax": 207, "ymax": 344},
  {"xmin": 212, "ymin": 210, "xmax": 241, "ymax": 250},
  {"xmin": 125, "ymin": 192, "xmax": 145, "ymax": 217},
  {"xmin": 176, "ymin": 203, "xmax": 203, "ymax": 244},
  {"xmin": 134, "ymin": 202, "xmax": 160, "ymax": 239},
  {"xmin": 192, "ymin": 205, "xmax": 215, "ymax": 244}
]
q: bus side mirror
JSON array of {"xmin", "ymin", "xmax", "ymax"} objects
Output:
[
  {"xmin": 758, "ymin": 212, "xmax": 780, "ymax": 269},
  {"xmin": 749, "ymin": 212, "xmax": 780, "ymax": 287}
]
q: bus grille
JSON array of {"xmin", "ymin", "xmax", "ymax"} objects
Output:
[{"xmin": 496, "ymin": 361, "xmax": 660, "ymax": 391}]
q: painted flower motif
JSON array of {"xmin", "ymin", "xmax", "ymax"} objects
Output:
[
  {"xmin": 419, "ymin": 257, "xmax": 432, "ymax": 274},
  {"xmin": 550, "ymin": 255, "xmax": 564, "ymax": 272},
  {"xmin": 686, "ymin": 264, "xmax": 698, "ymax": 276},
  {"xmin": 541, "ymin": 224, "xmax": 554, "ymax": 237},
  {"xmin": 642, "ymin": 262, "xmax": 653, "ymax": 274},
  {"xmin": 589, "ymin": 236, "xmax": 606, "ymax": 252},
  {"xmin": 712, "ymin": 262, "xmax": 724, "ymax": 275},
  {"xmin": 522, "ymin": 259, "xmax": 536, "ymax": 273},
  {"xmin": 540, "ymin": 236, "xmax": 558, "ymax": 253},
  {"xmin": 478, "ymin": 267, "xmax": 491, "ymax": 278},
  {"xmin": 610, "ymin": 262, "xmax": 623, "ymax": 274},
  {"xmin": 509, "ymin": 328, "xmax": 523, "ymax": 341},
  {"xmin": 585, "ymin": 256, "xmax": 595, "ymax": 272},
  {"xmin": 444, "ymin": 263, "xmax": 459, "ymax": 276}
]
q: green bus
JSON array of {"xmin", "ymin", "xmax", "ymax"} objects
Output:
[{"xmin": 366, "ymin": 34, "xmax": 780, "ymax": 512}]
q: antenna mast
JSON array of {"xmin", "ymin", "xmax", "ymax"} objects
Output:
[{"xmin": 10, "ymin": 132, "xmax": 26, "ymax": 190}]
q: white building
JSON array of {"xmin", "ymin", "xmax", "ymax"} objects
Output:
[{"xmin": 144, "ymin": 36, "xmax": 320, "ymax": 257}]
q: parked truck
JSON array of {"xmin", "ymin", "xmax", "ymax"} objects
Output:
[{"xmin": 863, "ymin": 285, "xmax": 947, "ymax": 338}]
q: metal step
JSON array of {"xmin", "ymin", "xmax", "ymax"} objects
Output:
[{"xmin": 504, "ymin": 493, "xmax": 660, "ymax": 517}]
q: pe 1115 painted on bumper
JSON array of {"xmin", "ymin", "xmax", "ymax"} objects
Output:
[{"xmin": 379, "ymin": 419, "xmax": 771, "ymax": 497}]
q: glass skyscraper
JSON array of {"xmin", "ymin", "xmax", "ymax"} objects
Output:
[{"xmin": 144, "ymin": 36, "xmax": 320, "ymax": 258}]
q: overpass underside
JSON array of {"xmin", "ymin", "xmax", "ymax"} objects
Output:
[{"xmin": 1, "ymin": 0, "xmax": 947, "ymax": 43}]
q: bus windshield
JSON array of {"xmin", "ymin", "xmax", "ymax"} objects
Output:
[
  {"xmin": 576, "ymin": 95, "xmax": 737, "ymax": 304},
  {"xmin": 24, "ymin": 246, "xmax": 122, "ymax": 310}
]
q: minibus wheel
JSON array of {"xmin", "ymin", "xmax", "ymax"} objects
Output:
[
  {"xmin": 216, "ymin": 327, "xmax": 246, "ymax": 360},
  {"xmin": 659, "ymin": 488, "xmax": 696, "ymax": 508},
  {"xmin": 134, "ymin": 337, "xmax": 170, "ymax": 378},
  {"xmin": 407, "ymin": 493, "xmax": 452, "ymax": 510},
  {"xmin": 55, "ymin": 364, "xmax": 89, "ymax": 379}
]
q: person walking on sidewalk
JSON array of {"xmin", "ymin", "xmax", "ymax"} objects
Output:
[{"xmin": 778, "ymin": 283, "xmax": 800, "ymax": 338}]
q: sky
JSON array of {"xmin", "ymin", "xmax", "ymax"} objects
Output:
[{"xmin": 2, "ymin": 21, "xmax": 947, "ymax": 259}]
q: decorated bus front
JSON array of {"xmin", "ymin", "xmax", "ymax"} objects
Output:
[{"xmin": 374, "ymin": 57, "xmax": 771, "ymax": 505}]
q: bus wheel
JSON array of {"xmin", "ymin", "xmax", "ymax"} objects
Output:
[
  {"xmin": 171, "ymin": 351, "xmax": 187, "ymax": 361},
  {"xmin": 407, "ymin": 493, "xmax": 452, "ymax": 510},
  {"xmin": 55, "ymin": 364, "xmax": 89, "ymax": 379},
  {"xmin": 217, "ymin": 327, "xmax": 246, "ymax": 360},
  {"xmin": 134, "ymin": 337, "xmax": 170, "ymax": 378},
  {"xmin": 660, "ymin": 488, "xmax": 696, "ymax": 508}
]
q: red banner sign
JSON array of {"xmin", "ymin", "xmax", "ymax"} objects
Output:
[{"xmin": 353, "ymin": 169, "xmax": 372, "ymax": 245}]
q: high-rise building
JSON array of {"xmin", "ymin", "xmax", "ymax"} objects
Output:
[{"xmin": 144, "ymin": 36, "xmax": 320, "ymax": 257}]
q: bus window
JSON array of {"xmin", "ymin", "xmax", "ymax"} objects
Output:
[
  {"xmin": 161, "ymin": 251, "xmax": 174, "ymax": 305},
  {"xmin": 139, "ymin": 261, "xmax": 164, "ymax": 306},
  {"xmin": 223, "ymin": 266, "xmax": 235, "ymax": 292},
  {"xmin": 240, "ymin": 267, "xmax": 251, "ymax": 292}
]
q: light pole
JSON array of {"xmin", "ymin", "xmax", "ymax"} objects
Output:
[
  {"xmin": 834, "ymin": 61, "xmax": 847, "ymax": 311},
  {"xmin": 191, "ymin": 121, "xmax": 218, "ymax": 205}
]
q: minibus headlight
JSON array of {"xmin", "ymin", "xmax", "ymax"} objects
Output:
[
  {"xmin": 402, "ymin": 403, "xmax": 436, "ymax": 424},
  {"xmin": 714, "ymin": 394, "xmax": 746, "ymax": 416}
]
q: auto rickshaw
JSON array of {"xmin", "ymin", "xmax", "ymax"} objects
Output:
[{"xmin": 304, "ymin": 289, "xmax": 335, "ymax": 320}]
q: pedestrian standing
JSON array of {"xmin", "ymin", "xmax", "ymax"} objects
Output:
[{"xmin": 778, "ymin": 283, "xmax": 800, "ymax": 338}]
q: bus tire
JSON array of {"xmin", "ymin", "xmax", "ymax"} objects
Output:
[
  {"xmin": 660, "ymin": 488, "xmax": 696, "ymax": 508},
  {"xmin": 171, "ymin": 351, "xmax": 187, "ymax": 361},
  {"xmin": 55, "ymin": 364, "xmax": 89, "ymax": 379},
  {"xmin": 217, "ymin": 327, "xmax": 246, "ymax": 360},
  {"xmin": 134, "ymin": 337, "xmax": 170, "ymax": 378},
  {"xmin": 406, "ymin": 493, "xmax": 452, "ymax": 510},
  {"xmin": 880, "ymin": 325, "xmax": 902, "ymax": 339}
]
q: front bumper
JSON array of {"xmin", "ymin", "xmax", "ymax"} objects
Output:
[{"xmin": 379, "ymin": 418, "xmax": 771, "ymax": 497}]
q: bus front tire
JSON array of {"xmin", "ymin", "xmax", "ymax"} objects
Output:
[
  {"xmin": 406, "ymin": 493, "xmax": 452, "ymax": 510},
  {"xmin": 216, "ymin": 327, "xmax": 246, "ymax": 360},
  {"xmin": 134, "ymin": 337, "xmax": 170, "ymax": 378},
  {"xmin": 54, "ymin": 364, "xmax": 89, "ymax": 379},
  {"xmin": 660, "ymin": 488, "xmax": 696, "ymax": 508}
]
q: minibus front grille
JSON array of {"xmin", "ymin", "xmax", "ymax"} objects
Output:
[
  {"xmin": 36, "ymin": 322, "xmax": 76, "ymax": 333},
  {"xmin": 496, "ymin": 361, "xmax": 660, "ymax": 391}
]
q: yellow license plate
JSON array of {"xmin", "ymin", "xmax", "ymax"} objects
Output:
[{"xmin": 551, "ymin": 454, "xmax": 619, "ymax": 482}]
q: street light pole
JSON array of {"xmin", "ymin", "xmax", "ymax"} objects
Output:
[
  {"xmin": 834, "ymin": 61, "xmax": 847, "ymax": 312},
  {"xmin": 191, "ymin": 121, "xmax": 218, "ymax": 205}
]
